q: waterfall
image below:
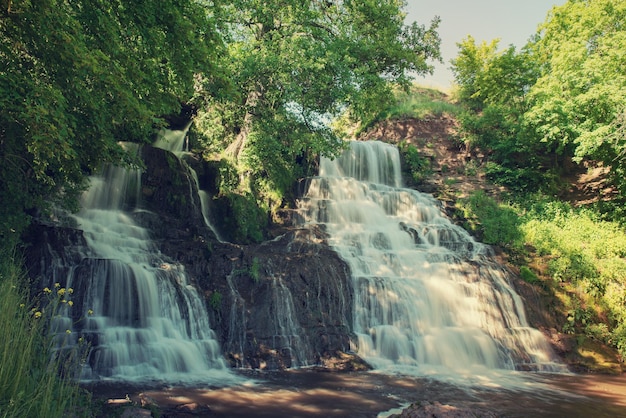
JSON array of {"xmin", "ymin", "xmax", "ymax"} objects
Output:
[
  {"xmin": 299, "ymin": 141, "xmax": 564, "ymax": 377},
  {"xmin": 154, "ymin": 125, "xmax": 222, "ymax": 241},
  {"xmin": 43, "ymin": 156, "xmax": 234, "ymax": 384}
]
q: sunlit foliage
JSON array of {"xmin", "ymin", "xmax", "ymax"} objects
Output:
[
  {"xmin": 192, "ymin": 1, "xmax": 441, "ymax": 241},
  {"xmin": 451, "ymin": 0, "xmax": 626, "ymax": 198},
  {"xmin": 459, "ymin": 191, "xmax": 626, "ymax": 360}
]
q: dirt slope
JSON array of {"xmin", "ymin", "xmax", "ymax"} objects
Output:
[{"xmin": 360, "ymin": 115, "xmax": 505, "ymax": 201}]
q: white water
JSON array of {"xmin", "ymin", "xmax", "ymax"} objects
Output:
[
  {"xmin": 49, "ymin": 161, "xmax": 235, "ymax": 384},
  {"xmin": 154, "ymin": 126, "xmax": 222, "ymax": 241},
  {"xmin": 155, "ymin": 127, "xmax": 312, "ymax": 367},
  {"xmin": 299, "ymin": 141, "xmax": 564, "ymax": 380}
]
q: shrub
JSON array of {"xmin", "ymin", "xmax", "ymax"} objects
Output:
[
  {"xmin": 457, "ymin": 191, "xmax": 522, "ymax": 248},
  {"xmin": 518, "ymin": 196, "xmax": 626, "ymax": 358},
  {"xmin": 519, "ymin": 266, "xmax": 539, "ymax": 284},
  {"xmin": 399, "ymin": 142, "xmax": 431, "ymax": 184},
  {"xmin": 208, "ymin": 291, "xmax": 223, "ymax": 311}
]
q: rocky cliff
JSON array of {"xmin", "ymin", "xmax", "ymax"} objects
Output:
[{"xmin": 23, "ymin": 144, "xmax": 362, "ymax": 371}]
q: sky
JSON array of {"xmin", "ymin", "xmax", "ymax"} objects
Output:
[{"xmin": 404, "ymin": 0, "xmax": 567, "ymax": 90}]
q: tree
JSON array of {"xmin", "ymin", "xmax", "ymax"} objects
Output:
[
  {"xmin": 525, "ymin": 0, "xmax": 626, "ymax": 191},
  {"xmin": 451, "ymin": 0, "xmax": 626, "ymax": 196},
  {"xmin": 0, "ymin": 0, "xmax": 222, "ymax": 254},
  {"xmin": 193, "ymin": 0, "xmax": 441, "ymax": 206},
  {"xmin": 451, "ymin": 37, "xmax": 547, "ymax": 192}
]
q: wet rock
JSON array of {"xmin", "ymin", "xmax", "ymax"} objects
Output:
[
  {"xmin": 205, "ymin": 227, "xmax": 355, "ymax": 369},
  {"xmin": 120, "ymin": 407, "xmax": 152, "ymax": 418},
  {"xmin": 163, "ymin": 402, "xmax": 213, "ymax": 417},
  {"xmin": 23, "ymin": 144, "xmax": 360, "ymax": 372}
]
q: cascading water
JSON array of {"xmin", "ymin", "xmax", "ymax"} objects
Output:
[
  {"xmin": 299, "ymin": 140, "xmax": 564, "ymax": 377},
  {"xmin": 154, "ymin": 126, "xmax": 222, "ymax": 241},
  {"xmin": 155, "ymin": 126, "xmax": 316, "ymax": 368},
  {"xmin": 44, "ymin": 153, "xmax": 234, "ymax": 384}
]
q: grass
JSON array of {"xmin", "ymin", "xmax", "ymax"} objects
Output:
[
  {"xmin": 457, "ymin": 191, "xmax": 626, "ymax": 363},
  {"xmin": 381, "ymin": 85, "xmax": 461, "ymax": 121},
  {"xmin": 0, "ymin": 255, "xmax": 91, "ymax": 417},
  {"xmin": 334, "ymin": 84, "xmax": 461, "ymax": 138}
]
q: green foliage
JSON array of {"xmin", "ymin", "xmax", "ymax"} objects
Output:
[
  {"xmin": 458, "ymin": 190, "xmax": 626, "ymax": 356},
  {"xmin": 451, "ymin": 37, "xmax": 557, "ymax": 194},
  {"xmin": 457, "ymin": 191, "xmax": 522, "ymax": 247},
  {"xmin": 0, "ymin": 0, "xmax": 222, "ymax": 250},
  {"xmin": 0, "ymin": 257, "xmax": 90, "ymax": 417},
  {"xmin": 193, "ymin": 0, "xmax": 441, "ymax": 217},
  {"xmin": 221, "ymin": 192, "xmax": 266, "ymax": 244},
  {"xmin": 208, "ymin": 291, "xmax": 223, "ymax": 311},
  {"xmin": 0, "ymin": 0, "xmax": 444, "ymax": 249},
  {"xmin": 451, "ymin": 0, "xmax": 626, "ymax": 199},
  {"xmin": 398, "ymin": 141, "xmax": 432, "ymax": 184},
  {"xmin": 519, "ymin": 266, "xmax": 539, "ymax": 284},
  {"xmin": 518, "ymin": 196, "xmax": 626, "ymax": 357},
  {"xmin": 231, "ymin": 257, "xmax": 263, "ymax": 283},
  {"xmin": 483, "ymin": 162, "xmax": 558, "ymax": 194},
  {"xmin": 249, "ymin": 257, "xmax": 261, "ymax": 284},
  {"xmin": 526, "ymin": 0, "xmax": 626, "ymax": 171}
]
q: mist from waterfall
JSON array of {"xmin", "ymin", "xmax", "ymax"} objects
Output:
[{"xmin": 299, "ymin": 140, "xmax": 565, "ymax": 380}]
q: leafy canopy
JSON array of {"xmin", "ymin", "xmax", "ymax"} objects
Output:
[
  {"xmin": 0, "ymin": 0, "xmax": 221, "ymax": 253},
  {"xmin": 1, "ymin": 0, "xmax": 442, "ymax": 246},
  {"xmin": 525, "ymin": 0, "xmax": 626, "ymax": 182},
  {"xmin": 451, "ymin": 0, "xmax": 626, "ymax": 197},
  {"xmin": 193, "ymin": 0, "xmax": 441, "ymax": 203}
]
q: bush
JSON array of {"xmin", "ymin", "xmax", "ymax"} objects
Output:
[
  {"xmin": 518, "ymin": 197, "xmax": 626, "ymax": 358},
  {"xmin": 484, "ymin": 162, "xmax": 557, "ymax": 194},
  {"xmin": 221, "ymin": 192, "xmax": 266, "ymax": 244},
  {"xmin": 399, "ymin": 142, "xmax": 432, "ymax": 184},
  {"xmin": 519, "ymin": 266, "xmax": 539, "ymax": 284},
  {"xmin": 457, "ymin": 191, "xmax": 522, "ymax": 248}
]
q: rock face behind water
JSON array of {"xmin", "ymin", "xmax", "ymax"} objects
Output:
[
  {"xmin": 204, "ymin": 227, "xmax": 359, "ymax": 369},
  {"xmin": 23, "ymin": 144, "xmax": 360, "ymax": 371}
]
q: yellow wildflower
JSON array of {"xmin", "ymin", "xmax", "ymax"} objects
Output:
[{"xmin": 43, "ymin": 287, "xmax": 51, "ymax": 294}]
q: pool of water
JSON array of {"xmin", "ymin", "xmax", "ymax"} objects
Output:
[{"xmin": 89, "ymin": 369, "xmax": 626, "ymax": 417}]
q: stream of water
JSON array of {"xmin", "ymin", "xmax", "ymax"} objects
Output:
[
  {"xmin": 44, "ymin": 151, "xmax": 234, "ymax": 384},
  {"xmin": 40, "ymin": 133, "xmax": 625, "ymax": 416},
  {"xmin": 298, "ymin": 140, "xmax": 566, "ymax": 382}
]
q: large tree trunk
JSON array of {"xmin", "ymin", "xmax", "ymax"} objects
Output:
[{"xmin": 225, "ymin": 86, "xmax": 264, "ymax": 162}]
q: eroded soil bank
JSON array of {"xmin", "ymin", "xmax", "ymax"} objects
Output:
[{"xmin": 91, "ymin": 370, "xmax": 626, "ymax": 417}]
